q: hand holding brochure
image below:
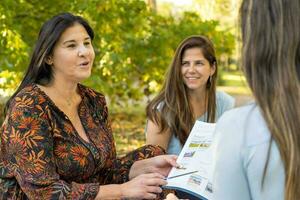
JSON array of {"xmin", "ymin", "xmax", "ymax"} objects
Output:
[{"xmin": 164, "ymin": 121, "xmax": 216, "ymax": 200}]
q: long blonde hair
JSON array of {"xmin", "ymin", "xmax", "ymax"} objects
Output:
[{"xmin": 240, "ymin": 0, "xmax": 300, "ymax": 199}]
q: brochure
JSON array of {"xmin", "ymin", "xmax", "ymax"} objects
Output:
[{"xmin": 164, "ymin": 121, "xmax": 215, "ymax": 200}]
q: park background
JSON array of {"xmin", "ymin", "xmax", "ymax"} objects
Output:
[{"xmin": 0, "ymin": 0, "xmax": 251, "ymax": 156}]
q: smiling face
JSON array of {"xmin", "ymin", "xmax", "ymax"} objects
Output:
[
  {"xmin": 47, "ymin": 23, "xmax": 95, "ymax": 83},
  {"xmin": 181, "ymin": 47, "xmax": 215, "ymax": 93}
]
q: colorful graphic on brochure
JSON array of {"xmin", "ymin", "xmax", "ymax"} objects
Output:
[{"xmin": 164, "ymin": 121, "xmax": 216, "ymax": 200}]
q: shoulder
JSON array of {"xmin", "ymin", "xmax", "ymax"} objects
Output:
[
  {"xmin": 15, "ymin": 84, "xmax": 42, "ymax": 99},
  {"xmin": 9, "ymin": 84, "xmax": 48, "ymax": 112},
  {"xmin": 78, "ymin": 84, "xmax": 107, "ymax": 106},
  {"xmin": 215, "ymin": 91, "xmax": 235, "ymax": 119},
  {"xmin": 215, "ymin": 103, "xmax": 270, "ymax": 147},
  {"xmin": 5, "ymin": 84, "xmax": 50, "ymax": 126},
  {"xmin": 78, "ymin": 84, "xmax": 109, "ymax": 119},
  {"xmin": 216, "ymin": 90, "xmax": 235, "ymax": 107},
  {"xmin": 78, "ymin": 84, "xmax": 106, "ymax": 100},
  {"xmin": 216, "ymin": 104, "xmax": 255, "ymax": 127}
]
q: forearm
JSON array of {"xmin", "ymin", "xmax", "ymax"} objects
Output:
[
  {"xmin": 129, "ymin": 159, "xmax": 151, "ymax": 180},
  {"xmin": 129, "ymin": 153, "xmax": 178, "ymax": 180},
  {"xmin": 95, "ymin": 184, "xmax": 123, "ymax": 200},
  {"xmin": 117, "ymin": 145, "xmax": 165, "ymax": 180},
  {"xmin": 145, "ymin": 120, "xmax": 171, "ymax": 151}
]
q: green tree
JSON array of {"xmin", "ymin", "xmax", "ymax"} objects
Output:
[{"xmin": 0, "ymin": 0, "xmax": 235, "ymax": 107}]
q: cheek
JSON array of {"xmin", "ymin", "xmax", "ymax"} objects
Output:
[
  {"xmin": 53, "ymin": 50, "xmax": 73, "ymax": 64},
  {"xmin": 89, "ymin": 47, "xmax": 95, "ymax": 59},
  {"xmin": 198, "ymin": 66, "xmax": 211, "ymax": 74},
  {"xmin": 52, "ymin": 57, "xmax": 69, "ymax": 68},
  {"xmin": 91, "ymin": 49, "xmax": 95, "ymax": 58}
]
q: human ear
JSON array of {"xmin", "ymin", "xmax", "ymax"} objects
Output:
[
  {"xmin": 210, "ymin": 62, "xmax": 216, "ymax": 76},
  {"xmin": 45, "ymin": 56, "xmax": 53, "ymax": 65}
]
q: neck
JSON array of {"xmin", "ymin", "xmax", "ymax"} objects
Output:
[
  {"xmin": 188, "ymin": 88, "xmax": 207, "ymax": 119},
  {"xmin": 48, "ymin": 79, "xmax": 79, "ymax": 107},
  {"xmin": 188, "ymin": 87, "xmax": 206, "ymax": 102}
]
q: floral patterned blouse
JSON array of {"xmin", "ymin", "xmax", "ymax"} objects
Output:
[{"xmin": 0, "ymin": 84, "xmax": 164, "ymax": 199}]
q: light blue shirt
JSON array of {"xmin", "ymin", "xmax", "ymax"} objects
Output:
[
  {"xmin": 212, "ymin": 103, "xmax": 285, "ymax": 200},
  {"xmin": 167, "ymin": 91, "xmax": 235, "ymax": 155}
]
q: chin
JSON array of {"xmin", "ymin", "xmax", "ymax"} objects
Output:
[
  {"xmin": 187, "ymin": 85, "xmax": 202, "ymax": 89},
  {"xmin": 77, "ymin": 73, "xmax": 91, "ymax": 82},
  {"xmin": 186, "ymin": 85, "xmax": 206, "ymax": 92}
]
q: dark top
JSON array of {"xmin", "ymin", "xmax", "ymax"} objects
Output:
[{"xmin": 0, "ymin": 84, "xmax": 164, "ymax": 199}]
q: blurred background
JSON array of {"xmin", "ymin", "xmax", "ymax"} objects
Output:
[{"xmin": 0, "ymin": 0, "xmax": 251, "ymax": 156}]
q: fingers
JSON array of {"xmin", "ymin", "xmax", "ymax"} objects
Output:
[
  {"xmin": 135, "ymin": 174, "xmax": 165, "ymax": 200},
  {"xmin": 165, "ymin": 155, "xmax": 180, "ymax": 168},
  {"xmin": 143, "ymin": 193, "xmax": 158, "ymax": 199},
  {"xmin": 145, "ymin": 177, "xmax": 167, "ymax": 186},
  {"xmin": 141, "ymin": 173, "xmax": 167, "ymax": 186},
  {"xmin": 165, "ymin": 193, "xmax": 179, "ymax": 200},
  {"xmin": 146, "ymin": 185, "xmax": 163, "ymax": 194},
  {"xmin": 143, "ymin": 172, "xmax": 165, "ymax": 179},
  {"xmin": 155, "ymin": 155, "xmax": 179, "ymax": 167}
]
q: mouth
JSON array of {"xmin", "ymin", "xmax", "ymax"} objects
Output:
[
  {"xmin": 79, "ymin": 61, "xmax": 90, "ymax": 67},
  {"xmin": 185, "ymin": 77, "xmax": 200, "ymax": 80}
]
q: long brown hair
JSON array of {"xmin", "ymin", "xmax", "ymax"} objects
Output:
[
  {"xmin": 146, "ymin": 35, "xmax": 217, "ymax": 145},
  {"xmin": 240, "ymin": 0, "xmax": 300, "ymax": 199}
]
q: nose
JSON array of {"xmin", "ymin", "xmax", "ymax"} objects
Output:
[
  {"xmin": 78, "ymin": 45, "xmax": 89, "ymax": 57},
  {"xmin": 188, "ymin": 63, "xmax": 196, "ymax": 72}
]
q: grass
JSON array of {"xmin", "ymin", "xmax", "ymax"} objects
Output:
[
  {"xmin": 110, "ymin": 104, "xmax": 147, "ymax": 157},
  {"xmin": 218, "ymin": 70, "xmax": 252, "ymax": 95}
]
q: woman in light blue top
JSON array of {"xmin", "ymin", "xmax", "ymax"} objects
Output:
[
  {"xmin": 212, "ymin": 104, "xmax": 285, "ymax": 199},
  {"xmin": 212, "ymin": 0, "xmax": 300, "ymax": 199},
  {"xmin": 145, "ymin": 35, "xmax": 234, "ymax": 155},
  {"xmin": 167, "ymin": 90, "xmax": 234, "ymax": 155}
]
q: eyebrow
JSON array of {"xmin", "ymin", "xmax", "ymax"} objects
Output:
[
  {"xmin": 182, "ymin": 59, "xmax": 205, "ymax": 62},
  {"xmin": 62, "ymin": 37, "xmax": 91, "ymax": 45}
]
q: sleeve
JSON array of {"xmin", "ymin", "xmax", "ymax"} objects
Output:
[
  {"xmin": 2, "ymin": 95, "xmax": 99, "ymax": 200},
  {"xmin": 88, "ymin": 89, "xmax": 166, "ymax": 184},
  {"xmin": 112, "ymin": 144, "xmax": 166, "ymax": 183},
  {"xmin": 216, "ymin": 91, "xmax": 235, "ymax": 117},
  {"xmin": 98, "ymin": 141, "xmax": 166, "ymax": 184}
]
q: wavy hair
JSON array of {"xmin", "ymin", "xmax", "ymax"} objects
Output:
[
  {"xmin": 146, "ymin": 35, "xmax": 217, "ymax": 145},
  {"xmin": 240, "ymin": 0, "xmax": 300, "ymax": 199}
]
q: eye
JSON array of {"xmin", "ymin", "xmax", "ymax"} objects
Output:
[
  {"xmin": 84, "ymin": 41, "xmax": 91, "ymax": 46},
  {"xmin": 195, "ymin": 61, "xmax": 204, "ymax": 66},
  {"xmin": 181, "ymin": 61, "xmax": 189, "ymax": 67},
  {"xmin": 67, "ymin": 43, "xmax": 76, "ymax": 48}
]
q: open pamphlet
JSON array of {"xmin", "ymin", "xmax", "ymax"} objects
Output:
[{"xmin": 164, "ymin": 121, "xmax": 215, "ymax": 200}]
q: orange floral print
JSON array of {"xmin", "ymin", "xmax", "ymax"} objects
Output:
[
  {"xmin": 0, "ymin": 84, "xmax": 165, "ymax": 200},
  {"xmin": 70, "ymin": 146, "xmax": 89, "ymax": 167},
  {"xmin": 18, "ymin": 116, "xmax": 40, "ymax": 134},
  {"xmin": 64, "ymin": 123, "xmax": 73, "ymax": 134},
  {"xmin": 55, "ymin": 144, "xmax": 69, "ymax": 159},
  {"xmin": 11, "ymin": 109, "xmax": 23, "ymax": 121}
]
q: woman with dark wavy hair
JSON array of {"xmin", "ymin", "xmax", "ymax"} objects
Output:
[
  {"xmin": 212, "ymin": 0, "xmax": 300, "ymax": 199},
  {"xmin": 0, "ymin": 12, "xmax": 178, "ymax": 199}
]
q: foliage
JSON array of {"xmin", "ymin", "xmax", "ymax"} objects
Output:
[
  {"xmin": 0, "ymin": 102, "xmax": 3, "ymax": 125},
  {"xmin": 0, "ymin": 0, "xmax": 235, "ymax": 106},
  {"xmin": 110, "ymin": 105, "xmax": 147, "ymax": 157}
]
